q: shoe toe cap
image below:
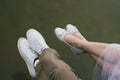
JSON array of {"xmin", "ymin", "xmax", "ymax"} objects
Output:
[
  {"xmin": 55, "ymin": 27, "xmax": 65, "ymax": 35},
  {"xmin": 54, "ymin": 27, "xmax": 66, "ymax": 40},
  {"xmin": 66, "ymin": 24, "xmax": 78, "ymax": 33}
]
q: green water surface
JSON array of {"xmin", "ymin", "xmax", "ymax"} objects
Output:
[{"xmin": 0, "ymin": 0, "xmax": 120, "ymax": 80}]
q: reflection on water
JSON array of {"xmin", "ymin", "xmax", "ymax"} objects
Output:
[{"xmin": 1, "ymin": 0, "xmax": 120, "ymax": 80}]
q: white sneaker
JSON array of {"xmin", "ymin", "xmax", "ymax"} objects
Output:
[
  {"xmin": 66, "ymin": 24, "xmax": 79, "ymax": 34},
  {"xmin": 66, "ymin": 24, "xmax": 84, "ymax": 54},
  {"xmin": 17, "ymin": 37, "xmax": 39, "ymax": 78},
  {"xmin": 26, "ymin": 29, "xmax": 49, "ymax": 55},
  {"xmin": 54, "ymin": 27, "xmax": 84, "ymax": 55}
]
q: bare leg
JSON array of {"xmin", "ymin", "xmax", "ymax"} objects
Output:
[
  {"xmin": 70, "ymin": 32, "xmax": 102, "ymax": 61},
  {"xmin": 63, "ymin": 32, "xmax": 109, "ymax": 68},
  {"xmin": 62, "ymin": 26, "xmax": 120, "ymax": 79},
  {"xmin": 65, "ymin": 31, "xmax": 120, "ymax": 73},
  {"xmin": 64, "ymin": 32, "xmax": 108, "ymax": 57}
]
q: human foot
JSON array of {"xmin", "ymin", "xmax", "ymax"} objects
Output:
[
  {"xmin": 55, "ymin": 27, "xmax": 84, "ymax": 55},
  {"xmin": 66, "ymin": 24, "xmax": 87, "ymax": 41}
]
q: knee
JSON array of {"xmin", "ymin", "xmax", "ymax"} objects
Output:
[{"xmin": 39, "ymin": 48, "xmax": 60, "ymax": 61}]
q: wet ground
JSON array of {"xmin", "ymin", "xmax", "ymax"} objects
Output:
[{"xmin": 0, "ymin": 0, "xmax": 120, "ymax": 80}]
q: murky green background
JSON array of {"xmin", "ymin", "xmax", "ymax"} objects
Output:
[{"xmin": 1, "ymin": 0, "xmax": 120, "ymax": 80}]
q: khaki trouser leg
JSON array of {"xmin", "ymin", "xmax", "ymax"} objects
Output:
[{"xmin": 35, "ymin": 48, "xmax": 81, "ymax": 80}]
